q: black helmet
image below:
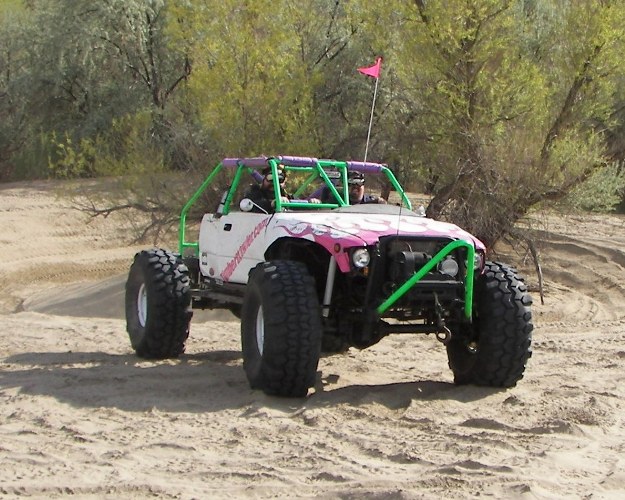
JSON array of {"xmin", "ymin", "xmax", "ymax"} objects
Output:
[{"xmin": 261, "ymin": 165, "xmax": 286, "ymax": 182}]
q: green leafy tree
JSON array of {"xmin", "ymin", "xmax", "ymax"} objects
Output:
[
  {"xmin": 172, "ymin": 0, "xmax": 313, "ymax": 156},
  {"xmin": 168, "ymin": 0, "xmax": 369, "ymax": 159},
  {"xmin": 0, "ymin": 2, "xmax": 29, "ymax": 179},
  {"xmin": 352, "ymin": 0, "xmax": 625, "ymax": 246},
  {"xmin": 7, "ymin": 0, "xmax": 195, "ymax": 178}
]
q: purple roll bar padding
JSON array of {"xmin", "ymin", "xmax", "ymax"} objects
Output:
[
  {"xmin": 222, "ymin": 156, "xmax": 322, "ymax": 183},
  {"xmin": 222, "ymin": 157, "xmax": 386, "ymax": 172},
  {"xmin": 276, "ymin": 155, "xmax": 320, "ymax": 167},
  {"xmin": 222, "ymin": 156, "xmax": 387, "ymax": 175},
  {"xmin": 222, "ymin": 156, "xmax": 321, "ymax": 168},
  {"xmin": 244, "ymin": 157, "xmax": 272, "ymax": 167},
  {"xmin": 345, "ymin": 161, "xmax": 385, "ymax": 174},
  {"xmin": 221, "ymin": 158, "xmax": 241, "ymax": 168},
  {"xmin": 222, "ymin": 157, "xmax": 270, "ymax": 168}
]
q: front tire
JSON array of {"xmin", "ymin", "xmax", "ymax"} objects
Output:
[
  {"xmin": 241, "ymin": 260, "xmax": 322, "ymax": 397},
  {"xmin": 125, "ymin": 249, "xmax": 192, "ymax": 359},
  {"xmin": 447, "ymin": 261, "xmax": 533, "ymax": 387}
]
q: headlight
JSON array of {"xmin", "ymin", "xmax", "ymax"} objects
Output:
[
  {"xmin": 473, "ymin": 251, "xmax": 485, "ymax": 271},
  {"xmin": 438, "ymin": 256, "xmax": 459, "ymax": 277},
  {"xmin": 352, "ymin": 248, "xmax": 370, "ymax": 268}
]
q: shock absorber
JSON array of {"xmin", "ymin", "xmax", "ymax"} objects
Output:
[
  {"xmin": 433, "ymin": 292, "xmax": 451, "ymax": 344},
  {"xmin": 322, "ymin": 256, "xmax": 337, "ymax": 318}
]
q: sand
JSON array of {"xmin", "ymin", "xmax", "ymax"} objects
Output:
[{"xmin": 1, "ymin": 179, "xmax": 625, "ymax": 499}]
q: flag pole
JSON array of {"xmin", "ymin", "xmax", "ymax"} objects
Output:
[
  {"xmin": 358, "ymin": 57, "xmax": 382, "ymax": 162},
  {"xmin": 363, "ymin": 76, "xmax": 379, "ymax": 163}
]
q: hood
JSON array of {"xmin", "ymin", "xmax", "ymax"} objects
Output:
[
  {"xmin": 273, "ymin": 208, "xmax": 484, "ymax": 246},
  {"xmin": 269, "ymin": 207, "xmax": 485, "ymax": 272}
]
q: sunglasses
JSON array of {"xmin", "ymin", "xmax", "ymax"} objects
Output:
[
  {"xmin": 347, "ymin": 178, "xmax": 365, "ymax": 186},
  {"xmin": 265, "ymin": 173, "xmax": 285, "ymax": 182}
]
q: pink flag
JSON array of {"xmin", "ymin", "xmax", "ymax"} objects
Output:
[{"xmin": 357, "ymin": 57, "xmax": 382, "ymax": 79}]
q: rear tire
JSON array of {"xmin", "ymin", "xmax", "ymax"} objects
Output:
[
  {"xmin": 125, "ymin": 249, "xmax": 192, "ymax": 359},
  {"xmin": 447, "ymin": 261, "xmax": 533, "ymax": 387},
  {"xmin": 241, "ymin": 260, "xmax": 322, "ymax": 397}
]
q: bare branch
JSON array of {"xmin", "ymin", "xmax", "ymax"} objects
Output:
[{"xmin": 540, "ymin": 44, "xmax": 605, "ymax": 162}]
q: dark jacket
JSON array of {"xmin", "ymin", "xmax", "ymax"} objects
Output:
[
  {"xmin": 243, "ymin": 184, "xmax": 291, "ymax": 213},
  {"xmin": 360, "ymin": 193, "xmax": 382, "ymax": 204},
  {"xmin": 320, "ymin": 186, "xmax": 381, "ymax": 205}
]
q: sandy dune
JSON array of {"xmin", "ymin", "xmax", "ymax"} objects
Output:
[{"xmin": 1, "ymin": 179, "xmax": 625, "ymax": 498}]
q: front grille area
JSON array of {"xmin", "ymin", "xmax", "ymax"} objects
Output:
[
  {"xmin": 384, "ymin": 237, "xmax": 466, "ymax": 279},
  {"xmin": 374, "ymin": 236, "xmax": 467, "ymax": 317}
]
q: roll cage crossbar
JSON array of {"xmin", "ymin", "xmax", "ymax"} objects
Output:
[{"xmin": 178, "ymin": 156, "xmax": 412, "ymax": 257}]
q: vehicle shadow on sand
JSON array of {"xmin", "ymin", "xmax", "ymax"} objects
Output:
[
  {"xmin": 311, "ymin": 375, "xmax": 499, "ymax": 411},
  {"xmin": 1, "ymin": 350, "xmax": 500, "ymax": 414}
]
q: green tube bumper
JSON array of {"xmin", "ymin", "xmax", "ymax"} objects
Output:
[{"xmin": 376, "ymin": 240, "xmax": 476, "ymax": 319}]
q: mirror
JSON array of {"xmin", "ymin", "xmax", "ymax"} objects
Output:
[{"xmin": 239, "ymin": 198, "xmax": 254, "ymax": 212}]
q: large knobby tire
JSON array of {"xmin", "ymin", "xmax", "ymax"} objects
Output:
[
  {"xmin": 125, "ymin": 249, "xmax": 192, "ymax": 359},
  {"xmin": 241, "ymin": 260, "xmax": 322, "ymax": 397},
  {"xmin": 447, "ymin": 261, "xmax": 533, "ymax": 387}
]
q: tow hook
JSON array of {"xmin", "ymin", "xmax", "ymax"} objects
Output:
[
  {"xmin": 434, "ymin": 292, "xmax": 452, "ymax": 345},
  {"xmin": 436, "ymin": 326, "xmax": 451, "ymax": 345}
]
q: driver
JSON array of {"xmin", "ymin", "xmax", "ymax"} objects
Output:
[{"xmin": 243, "ymin": 166, "xmax": 291, "ymax": 213}]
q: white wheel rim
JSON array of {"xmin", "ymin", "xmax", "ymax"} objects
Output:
[
  {"xmin": 255, "ymin": 306, "xmax": 265, "ymax": 356},
  {"xmin": 138, "ymin": 283, "xmax": 148, "ymax": 327}
]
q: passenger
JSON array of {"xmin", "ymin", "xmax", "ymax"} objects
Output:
[{"xmin": 321, "ymin": 171, "xmax": 387, "ymax": 205}]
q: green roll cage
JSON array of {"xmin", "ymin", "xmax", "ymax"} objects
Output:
[{"xmin": 178, "ymin": 157, "xmax": 411, "ymax": 258}]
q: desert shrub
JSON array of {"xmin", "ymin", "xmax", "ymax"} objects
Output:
[
  {"xmin": 48, "ymin": 133, "xmax": 97, "ymax": 179},
  {"xmin": 48, "ymin": 112, "xmax": 166, "ymax": 179},
  {"xmin": 564, "ymin": 162, "xmax": 625, "ymax": 212}
]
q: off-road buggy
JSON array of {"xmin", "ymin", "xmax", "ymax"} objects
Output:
[{"xmin": 125, "ymin": 156, "xmax": 533, "ymax": 397}]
